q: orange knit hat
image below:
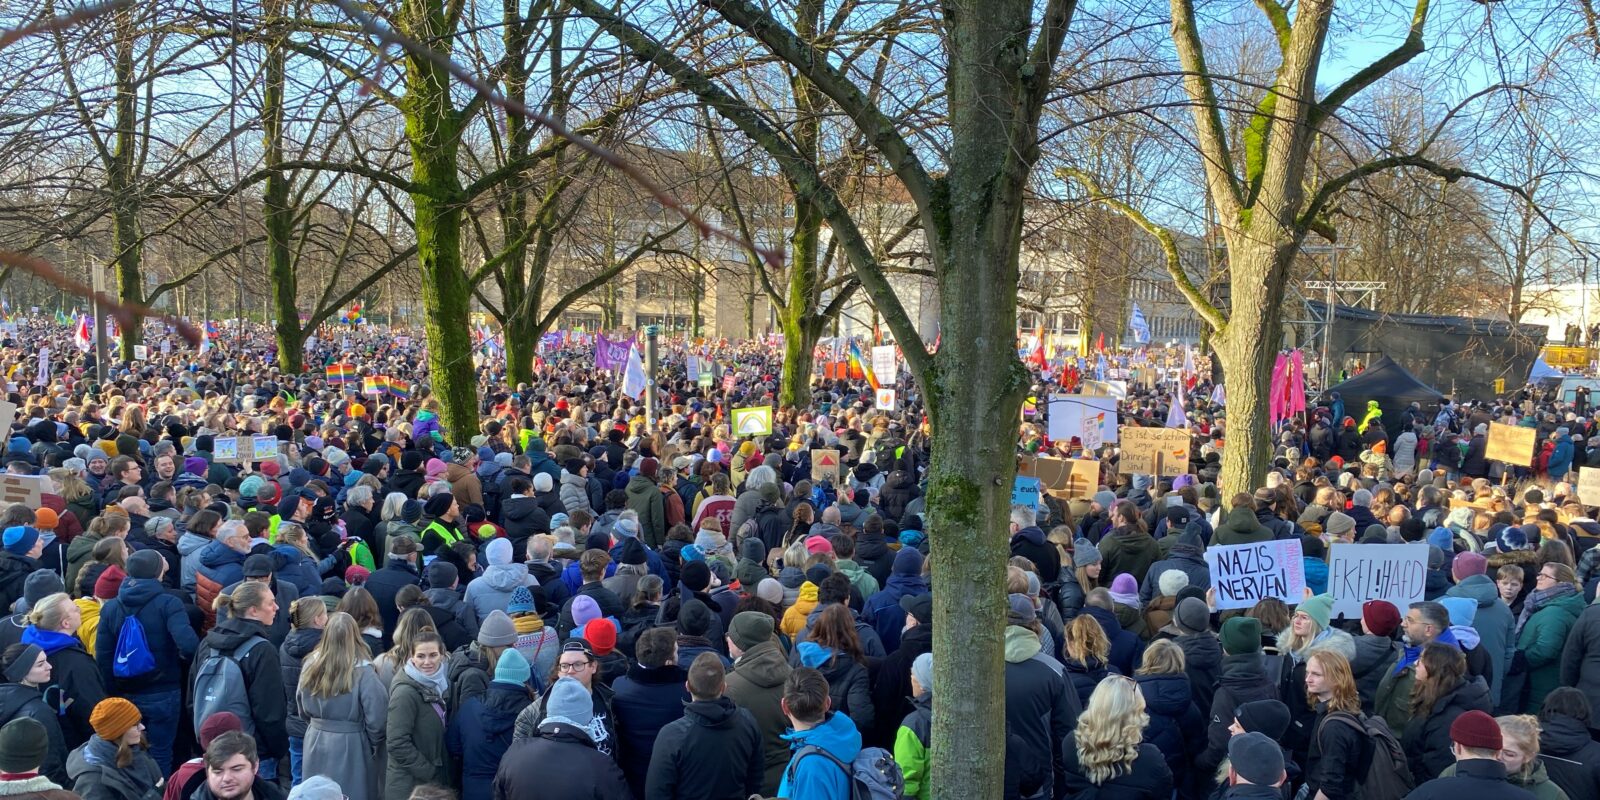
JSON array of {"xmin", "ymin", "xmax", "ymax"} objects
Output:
[{"xmin": 90, "ymin": 697, "xmax": 142, "ymax": 741}]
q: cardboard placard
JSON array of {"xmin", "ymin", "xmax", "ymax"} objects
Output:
[
  {"xmin": 1027, "ymin": 457, "xmax": 1101, "ymax": 500},
  {"xmin": 0, "ymin": 474, "xmax": 44, "ymax": 508},
  {"xmin": 1206, "ymin": 540, "xmax": 1305, "ymax": 610},
  {"xmin": 730, "ymin": 406, "xmax": 772, "ymax": 437},
  {"xmin": 250, "ymin": 436, "xmax": 280, "ymax": 462},
  {"xmin": 1047, "ymin": 395, "xmax": 1118, "ymax": 444},
  {"xmin": 811, "ymin": 449, "xmax": 841, "ymax": 484},
  {"xmin": 1327, "ymin": 542, "xmax": 1428, "ymax": 618},
  {"xmin": 1486, "ymin": 422, "xmax": 1536, "ymax": 467},
  {"xmin": 875, "ymin": 388, "xmax": 896, "ymax": 411},
  {"xmin": 1012, "ymin": 476, "xmax": 1041, "ymax": 510},
  {"xmin": 871, "ymin": 345, "xmax": 898, "ymax": 384},
  {"xmin": 0, "ymin": 401, "xmax": 16, "ymax": 429},
  {"xmin": 133, "ymin": 345, "xmax": 148, "ymax": 361},
  {"xmin": 1578, "ymin": 467, "xmax": 1600, "ymax": 508},
  {"xmin": 213, "ymin": 437, "xmax": 240, "ymax": 462},
  {"xmin": 1118, "ymin": 426, "xmax": 1192, "ymax": 476}
]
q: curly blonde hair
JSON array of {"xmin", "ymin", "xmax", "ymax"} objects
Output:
[{"xmin": 1074, "ymin": 675, "xmax": 1147, "ymax": 785}]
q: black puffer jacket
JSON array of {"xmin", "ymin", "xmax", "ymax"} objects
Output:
[
  {"xmin": 1349, "ymin": 633, "xmax": 1402, "ymax": 714},
  {"xmin": 190, "ymin": 616, "xmax": 287, "ymax": 759},
  {"xmin": 1401, "ymin": 676, "xmax": 1492, "ymax": 782},
  {"xmin": 1134, "ymin": 673, "xmax": 1202, "ymax": 787},
  {"xmin": 644, "ymin": 697, "xmax": 764, "ymax": 800},
  {"xmin": 876, "ymin": 470, "xmax": 919, "ymax": 523},
  {"xmin": 278, "ymin": 627, "xmax": 322, "ymax": 739},
  {"xmin": 1173, "ymin": 632, "xmax": 1222, "ymax": 718},
  {"xmin": 1539, "ymin": 711, "xmax": 1600, "ymax": 800},
  {"xmin": 0, "ymin": 682, "xmax": 68, "ymax": 785},
  {"xmin": 494, "ymin": 723, "xmax": 630, "ymax": 800},
  {"xmin": 1010, "ymin": 526, "xmax": 1061, "ymax": 585},
  {"xmin": 1198, "ymin": 654, "xmax": 1279, "ymax": 781}
]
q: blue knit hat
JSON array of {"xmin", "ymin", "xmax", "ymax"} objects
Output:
[
  {"xmin": 493, "ymin": 648, "xmax": 532, "ymax": 686},
  {"xmin": 507, "ymin": 585, "xmax": 535, "ymax": 615},
  {"xmin": 1, "ymin": 526, "xmax": 38, "ymax": 557}
]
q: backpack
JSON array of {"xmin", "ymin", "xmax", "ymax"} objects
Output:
[
  {"xmin": 111, "ymin": 615, "xmax": 157, "ymax": 679},
  {"xmin": 192, "ymin": 637, "xmax": 268, "ymax": 735},
  {"xmin": 787, "ymin": 745, "xmax": 905, "ymax": 800},
  {"xmin": 811, "ymin": 480, "xmax": 838, "ymax": 511},
  {"xmin": 1321, "ymin": 710, "xmax": 1413, "ymax": 800},
  {"xmin": 333, "ymin": 539, "xmax": 375, "ymax": 574}
]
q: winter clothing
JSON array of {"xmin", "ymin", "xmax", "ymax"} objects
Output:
[
  {"xmin": 1199, "ymin": 653, "xmax": 1279, "ymax": 785},
  {"xmin": 797, "ymin": 643, "xmax": 873, "ymax": 735},
  {"xmin": 724, "ymin": 638, "xmax": 793, "ymax": 795},
  {"xmin": 65, "ymin": 735, "xmax": 163, "ymax": 800},
  {"xmin": 384, "ymin": 668, "xmax": 453, "ymax": 800},
  {"xmin": 611, "ymin": 663, "xmax": 689, "ymax": 798},
  {"xmin": 1135, "ymin": 672, "xmax": 1203, "ymax": 789},
  {"xmin": 1058, "ymin": 736, "xmax": 1173, "ymax": 800},
  {"xmin": 1517, "ymin": 587, "xmax": 1584, "ymax": 712},
  {"xmin": 1404, "ymin": 758, "xmax": 1539, "ymax": 800},
  {"xmin": 0, "ymin": 682, "xmax": 68, "ymax": 786},
  {"xmin": 1098, "ymin": 525, "xmax": 1161, "ymax": 585},
  {"xmin": 448, "ymin": 680, "xmax": 530, "ymax": 800},
  {"xmin": 776, "ymin": 711, "xmax": 862, "ymax": 800},
  {"xmin": 1401, "ymin": 676, "xmax": 1493, "ymax": 781},
  {"xmin": 1538, "ymin": 711, "xmax": 1600, "ymax": 800},
  {"xmin": 1212, "ymin": 506, "xmax": 1271, "ymax": 546},
  {"xmin": 190, "ymin": 616, "xmax": 287, "ymax": 759},
  {"xmin": 1446, "ymin": 574, "xmax": 1517, "ymax": 707},
  {"xmin": 1003, "ymin": 625, "xmax": 1079, "ymax": 800},
  {"xmin": 298, "ymin": 662, "xmax": 388, "ymax": 800},
  {"xmin": 493, "ymin": 720, "xmax": 630, "ymax": 800},
  {"xmin": 1010, "ymin": 526, "xmax": 1061, "ymax": 585},
  {"xmin": 645, "ymin": 697, "xmax": 765, "ymax": 800}
]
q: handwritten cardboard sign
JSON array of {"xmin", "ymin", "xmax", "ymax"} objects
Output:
[
  {"xmin": 1205, "ymin": 540, "xmax": 1305, "ymax": 610},
  {"xmin": 0, "ymin": 474, "xmax": 44, "ymax": 508},
  {"xmin": 1579, "ymin": 467, "xmax": 1600, "ymax": 508},
  {"xmin": 1327, "ymin": 542, "xmax": 1428, "ymax": 618},
  {"xmin": 1486, "ymin": 422, "xmax": 1536, "ymax": 467},
  {"xmin": 1012, "ymin": 476, "xmax": 1041, "ymax": 511},
  {"xmin": 871, "ymin": 345, "xmax": 898, "ymax": 384},
  {"xmin": 1118, "ymin": 426, "xmax": 1192, "ymax": 476}
]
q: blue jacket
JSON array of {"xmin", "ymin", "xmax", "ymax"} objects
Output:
[
  {"xmin": 1549, "ymin": 433, "xmax": 1575, "ymax": 478},
  {"xmin": 561, "ymin": 559, "xmax": 617, "ymax": 596},
  {"xmin": 272, "ymin": 544, "xmax": 323, "ymax": 598},
  {"xmin": 94, "ymin": 576, "xmax": 199, "ymax": 693},
  {"xmin": 448, "ymin": 681, "xmax": 531, "ymax": 800},
  {"xmin": 862, "ymin": 574, "xmax": 929, "ymax": 652},
  {"xmin": 1303, "ymin": 558, "xmax": 1329, "ymax": 595},
  {"xmin": 196, "ymin": 540, "xmax": 246, "ymax": 588},
  {"xmin": 777, "ymin": 711, "xmax": 863, "ymax": 800},
  {"xmin": 608, "ymin": 539, "xmax": 668, "ymax": 582}
]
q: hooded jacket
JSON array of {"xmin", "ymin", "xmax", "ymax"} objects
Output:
[
  {"xmin": 1349, "ymin": 633, "xmax": 1403, "ymax": 713},
  {"xmin": 1010, "ymin": 525, "xmax": 1061, "ymax": 585},
  {"xmin": 191, "ymin": 615, "xmax": 287, "ymax": 759},
  {"xmin": 1173, "ymin": 631, "xmax": 1222, "ymax": 718},
  {"xmin": 1139, "ymin": 543, "xmax": 1210, "ymax": 603},
  {"xmin": 797, "ymin": 642, "xmax": 873, "ymax": 733},
  {"xmin": 612, "ymin": 663, "xmax": 689, "ymax": 797},
  {"xmin": 777, "ymin": 711, "xmax": 863, "ymax": 800},
  {"xmin": 464, "ymin": 556, "xmax": 533, "ymax": 622},
  {"xmin": 448, "ymin": 681, "xmax": 532, "ymax": 800},
  {"xmin": 1446, "ymin": 574, "xmax": 1516, "ymax": 706},
  {"xmin": 1401, "ymin": 676, "xmax": 1493, "ymax": 781},
  {"xmin": 625, "ymin": 474, "xmax": 667, "ymax": 548},
  {"xmin": 1199, "ymin": 653, "xmax": 1279, "ymax": 782},
  {"xmin": 176, "ymin": 531, "xmax": 210, "ymax": 592},
  {"xmin": 646, "ymin": 696, "xmax": 765, "ymax": 800},
  {"xmin": 724, "ymin": 638, "xmax": 794, "ymax": 795},
  {"xmin": 1212, "ymin": 506, "xmax": 1272, "ymax": 546},
  {"xmin": 495, "ymin": 721, "xmax": 630, "ymax": 800},
  {"xmin": 1537, "ymin": 711, "xmax": 1600, "ymax": 800},
  {"xmin": 559, "ymin": 470, "xmax": 593, "ymax": 516},
  {"xmin": 1003, "ymin": 625, "xmax": 1079, "ymax": 800},
  {"xmin": 0, "ymin": 682, "xmax": 68, "ymax": 786},
  {"xmin": 1081, "ymin": 605, "xmax": 1144, "ymax": 676}
]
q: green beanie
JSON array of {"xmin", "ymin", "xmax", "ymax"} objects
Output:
[{"xmin": 1220, "ymin": 616, "xmax": 1262, "ymax": 655}]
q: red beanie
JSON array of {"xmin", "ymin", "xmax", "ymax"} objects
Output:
[
  {"xmin": 583, "ymin": 619, "xmax": 617, "ymax": 657},
  {"xmin": 93, "ymin": 564, "xmax": 127, "ymax": 601},
  {"xmin": 1449, "ymin": 710, "xmax": 1502, "ymax": 751},
  {"xmin": 1361, "ymin": 600, "xmax": 1401, "ymax": 638}
]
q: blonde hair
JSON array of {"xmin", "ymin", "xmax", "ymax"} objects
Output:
[
  {"xmin": 1496, "ymin": 715, "xmax": 1541, "ymax": 781},
  {"xmin": 277, "ymin": 523, "xmax": 317, "ymax": 561},
  {"xmin": 1281, "ymin": 610, "xmax": 1325, "ymax": 657},
  {"xmin": 1136, "ymin": 639, "xmax": 1185, "ymax": 676},
  {"xmin": 300, "ymin": 612, "xmax": 370, "ymax": 698},
  {"xmin": 1065, "ymin": 614, "xmax": 1110, "ymax": 665},
  {"xmin": 1307, "ymin": 650, "xmax": 1361, "ymax": 715},
  {"xmin": 27, "ymin": 593, "xmax": 74, "ymax": 631},
  {"xmin": 1074, "ymin": 676, "xmax": 1147, "ymax": 785}
]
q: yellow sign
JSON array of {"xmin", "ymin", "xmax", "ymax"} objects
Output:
[
  {"xmin": 731, "ymin": 406, "xmax": 773, "ymax": 437},
  {"xmin": 1118, "ymin": 426, "xmax": 1191, "ymax": 476},
  {"xmin": 1485, "ymin": 422, "xmax": 1535, "ymax": 467}
]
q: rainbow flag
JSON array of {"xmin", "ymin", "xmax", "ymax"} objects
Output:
[
  {"xmin": 848, "ymin": 340, "xmax": 880, "ymax": 392},
  {"xmin": 326, "ymin": 363, "xmax": 355, "ymax": 384},
  {"xmin": 387, "ymin": 378, "xmax": 411, "ymax": 400},
  {"xmin": 363, "ymin": 375, "xmax": 387, "ymax": 395}
]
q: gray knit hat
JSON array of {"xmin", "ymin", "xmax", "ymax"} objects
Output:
[
  {"xmin": 477, "ymin": 610, "xmax": 517, "ymax": 647},
  {"xmin": 911, "ymin": 652, "xmax": 934, "ymax": 693},
  {"xmin": 1072, "ymin": 539, "xmax": 1102, "ymax": 568}
]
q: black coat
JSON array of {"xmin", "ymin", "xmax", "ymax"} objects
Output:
[
  {"xmin": 1004, "ymin": 642, "xmax": 1081, "ymax": 800},
  {"xmin": 365, "ymin": 557, "xmax": 422, "ymax": 647},
  {"xmin": 1173, "ymin": 632, "xmax": 1222, "ymax": 718},
  {"xmin": 1303, "ymin": 707, "xmax": 1374, "ymax": 800},
  {"xmin": 1063, "ymin": 656, "xmax": 1114, "ymax": 709},
  {"xmin": 1401, "ymin": 676, "xmax": 1492, "ymax": 782},
  {"xmin": 191, "ymin": 616, "xmax": 288, "ymax": 759},
  {"xmin": 341, "ymin": 506, "xmax": 378, "ymax": 555},
  {"xmin": 877, "ymin": 470, "xmax": 919, "ymax": 523},
  {"xmin": 868, "ymin": 622, "xmax": 931, "ymax": 749},
  {"xmin": 1199, "ymin": 654, "xmax": 1279, "ymax": 782},
  {"xmin": 448, "ymin": 681, "xmax": 531, "ymax": 800},
  {"xmin": 38, "ymin": 635, "xmax": 104, "ymax": 750},
  {"xmin": 1135, "ymin": 673, "xmax": 1203, "ymax": 787},
  {"xmin": 1010, "ymin": 526, "xmax": 1061, "ymax": 585},
  {"xmin": 611, "ymin": 663, "xmax": 689, "ymax": 798},
  {"xmin": 1350, "ymin": 634, "xmax": 1401, "ymax": 714},
  {"xmin": 278, "ymin": 627, "xmax": 322, "ymax": 739},
  {"xmin": 1404, "ymin": 758, "xmax": 1537, "ymax": 800},
  {"xmin": 0, "ymin": 551, "xmax": 41, "ymax": 613},
  {"xmin": 1059, "ymin": 737, "xmax": 1174, "ymax": 800},
  {"xmin": 1538, "ymin": 712, "xmax": 1600, "ymax": 800},
  {"xmin": 493, "ymin": 724, "xmax": 631, "ymax": 800},
  {"xmin": 645, "ymin": 697, "xmax": 765, "ymax": 800},
  {"xmin": 0, "ymin": 682, "xmax": 68, "ymax": 785},
  {"xmin": 500, "ymin": 496, "xmax": 550, "ymax": 547},
  {"xmin": 1560, "ymin": 602, "xmax": 1600, "ymax": 729}
]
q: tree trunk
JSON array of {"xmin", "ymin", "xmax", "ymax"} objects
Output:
[
  {"xmin": 400, "ymin": 0, "xmax": 476, "ymax": 443},
  {"xmin": 110, "ymin": 5, "xmax": 141, "ymax": 361},
  {"xmin": 778, "ymin": 312, "xmax": 817, "ymax": 407},
  {"xmin": 504, "ymin": 308, "xmax": 538, "ymax": 386},
  {"xmin": 262, "ymin": 3, "xmax": 300, "ymax": 372},
  {"xmin": 1213, "ymin": 235, "xmax": 1293, "ymax": 495}
]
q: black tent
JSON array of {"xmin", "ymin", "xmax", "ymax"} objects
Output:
[{"xmin": 1325, "ymin": 355, "xmax": 1445, "ymax": 434}]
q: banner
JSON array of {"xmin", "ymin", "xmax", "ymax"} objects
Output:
[
  {"xmin": 33, "ymin": 347, "xmax": 48, "ymax": 388},
  {"xmin": 1206, "ymin": 540, "xmax": 1305, "ymax": 610},
  {"xmin": 1327, "ymin": 542, "xmax": 1428, "ymax": 618},
  {"xmin": 1118, "ymin": 426, "xmax": 1192, "ymax": 476},
  {"xmin": 1485, "ymin": 422, "xmax": 1535, "ymax": 466},
  {"xmin": 1580, "ymin": 466, "xmax": 1600, "ymax": 507},
  {"xmin": 621, "ymin": 344, "xmax": 648, "ymax": 400},
  {"xmin": 1047, "ymin": 395, "xmax": 1118, "ymax": 444},
  {"xmin": 871, "ymin": 345, "xmax": 898, "ymax": 385},
  {"xmin": 594, "ymin": 333, "xmax": 633, "ymax": 372}
]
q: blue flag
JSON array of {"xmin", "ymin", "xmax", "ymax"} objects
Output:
[{"xmin": 1129, "ymin": 303, "xmax": 1151, "ymax": 344}]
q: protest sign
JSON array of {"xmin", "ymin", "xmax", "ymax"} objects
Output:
[
  {"xmin": 1012, "ymin": 476, "xmax": 1041, "ymax": 511},
  {"xmin": 1327, "ymin": 542, "xmax": 1428, "ymax": 618},
  {"xmin": 0, "ymin": 474, "xmax": 43, "ymax": 508},
  {"xmin": 722, "ymin": 372, "xmax": 736, "ymax": 392},
  {"xmin": 811, "ymin": 449, "xmax": 841, "ymax": 484},
  {"xmin": 1205, "ymin": 540, "xmax": 1305, "ymax": 610},
  {"xmin": 686, "ymin": 357, "xmax": 701, "ymax": 382},
  {"xmin": 871, "ymin": 345, "xmax": 898, "ymax": 384},
  {"xmin": 1047, "ymin": 395, "xmax": 1118, "ymax": 445},
  {"xmin": 697, "ymin": 371, "xmax": 713, "ymax": 388},
  {"xmin": 1034, "ymin": 458, "xmax": 1100, "ymax": 500},
  {"xmin": 213, "ymin": 437, "xmax": 240, "ymax": 462},
  {"xmin": 1580, "ymin": 467, "xmax": 1600, "ymax": 507},
  {"xmin": 1486, "ymin": 422, "xmax": 1536, "ymax": 467},
  {"xmin": 1118, "ymin": 426, "xmax": 1192, "ymax": 476},
  {"xmin": 0, "ymin": 401, "xmax": 15, "ymax": 428},
  {"xmin": 250, "ymin": 436, "xmax": 280, "ymax": 462},
  {"xmin": 133, "ymin": 345, "xmax": 148, "ymax": 361},
  {"xmin": 875, "ymin": 388, "xmax": 896, "ymax": 411},
  {"xmin": 731, "ymin": 406, "xmax": 772, "ymax": 437}
]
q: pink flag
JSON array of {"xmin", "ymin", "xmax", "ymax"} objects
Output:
[
  {"xmin": 1289, "ymin": 351, "xmax": 1307, "ymax": 416},
  {"xmin": 1268, "ymin": 353, "xmax": 1288, "ymax": 426}
]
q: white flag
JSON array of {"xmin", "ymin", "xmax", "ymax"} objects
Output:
[
  {"xmin": 621, "ymin": 343, "xmax": 648, "ymax": 400},
  {"xmin": 34, "ymin": 347, "xmax": 49, "ymax": 387},
  {"xmin": 1166, "ymin": 394, "xmax": 1189, "ymax": 429}
]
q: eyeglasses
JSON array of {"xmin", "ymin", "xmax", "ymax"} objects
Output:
[
  {"xmin": 557, "ymin": 661, "xmax": 592, "ymax": 673},
  {"xmin": 1537, "ymin": 573, "xmax": 1556, "ymax": 582}
]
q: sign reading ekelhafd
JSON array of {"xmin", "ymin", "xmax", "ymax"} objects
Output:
[{"xmin": 1327, "ymin": 542, "xmax": 1428, "ymax": 618}]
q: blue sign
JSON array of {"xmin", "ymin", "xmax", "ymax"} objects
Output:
[{"xmin": 1012, "ymin": 476, "xmax": 1041, "ymax": 511}]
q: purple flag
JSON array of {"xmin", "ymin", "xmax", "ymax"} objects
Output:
[{"xmin": 595, "ymin": 333, "xmax": 633, "ymax": 372}]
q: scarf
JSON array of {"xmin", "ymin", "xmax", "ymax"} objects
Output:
[
  {"xmin": 403, "ymin": 661, "xmax": 449, "ymax": 699},
  {"xmin": 1394, "ymin": 627, "xmax": 1460, "ymax": 675},
  {"xmin": 1515, "ymin": 582, "xmax": 1578, "ymax": 637},
  {"xmin": 20, "ymin": 627, "xmax": 79, "ymax": 655}
]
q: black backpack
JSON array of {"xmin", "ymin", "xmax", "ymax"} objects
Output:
[{"xmin": 1319, "ymin": 711, "xmax": 1414, "ymax": 800}]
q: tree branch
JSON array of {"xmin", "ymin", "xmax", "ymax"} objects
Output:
[
  {"xmin": 1169, "ymin": 0, "xmax": 1245, "ymax": 218},
  {"xmin": 1308, "ymin": 0, "xmax": 1429, "ymax": 129}
]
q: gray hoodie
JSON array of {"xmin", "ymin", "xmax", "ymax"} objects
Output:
[{"xmin": 464, "ymin": 561, "xmax": 535, "ymax": 621}]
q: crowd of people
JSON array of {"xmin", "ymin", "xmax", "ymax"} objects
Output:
[{"xmin": 0, "ymin": 316, "xmax": 1594, "ymax": 800}]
